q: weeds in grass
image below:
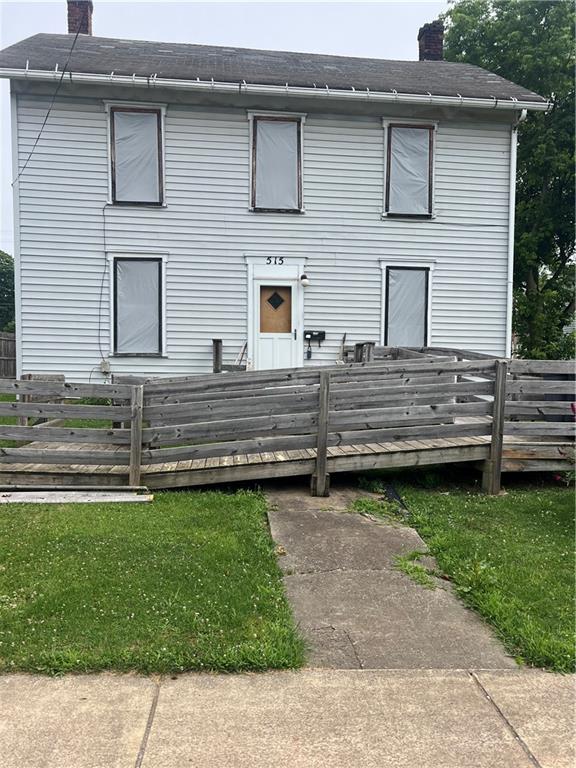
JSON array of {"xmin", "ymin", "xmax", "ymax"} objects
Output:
[{"xmin": 394, "ymin": 551, "xmax": 437, "ymax": 589}]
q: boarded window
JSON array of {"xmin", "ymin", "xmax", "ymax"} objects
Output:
[
  {"xmin": 385, "ymin": 267, "xmax": 429, "ymax": 346},
  {"xmin": 114, "ymin": 258, "xmax": 162, "ymax": 355},
  {"xmin": 252, "ymin": 118, "xmax": 302, "ymax": 211},
  {"xmin": 386, "ymin": 125, "xmax": 433, "ymax": 216},
  {"xmin": 111, "ymin": 109, "xmax": 163, "ymax": 204}
]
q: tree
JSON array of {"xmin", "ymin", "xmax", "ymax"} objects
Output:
[
  {"xmin": 0, "ymin": 251, "xmax": 15, "ymax": 333},
  {"xmin": 441, "ymin": 0, "xmax": 575, "ymax": 358}
]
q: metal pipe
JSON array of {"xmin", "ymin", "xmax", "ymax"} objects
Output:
[
  {"xmin": 0, "ymin": 67, "xmax": 551, "ymax": 112},
  {"xmin": 505, "ymin": 108, "xmax": 528, "ymax": 357}
]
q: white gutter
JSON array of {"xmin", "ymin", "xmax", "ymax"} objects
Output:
[
  {"xmin": 0, "ymin": 67, "xmax": 551, "ymax": 111},
  {"xmin": 505, "ymin": 108, "xmax": 528, "ymax": 357}
]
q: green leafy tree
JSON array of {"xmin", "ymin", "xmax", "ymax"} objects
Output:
[
  {"xmin": 0, "ymin": 251, "xmax": 14, "ymax": 332},
  {"xmin": 441, "ymin": 0, "xmax": 575, "ymax": 359}
]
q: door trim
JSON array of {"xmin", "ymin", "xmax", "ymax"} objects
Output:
[
  {"xmin": 245, "ymin": 255, "xmax": 306, "ymax": 370},
  {"xmin": 379, "ymin": 258, "xmax": 435, "ymax": 346}
]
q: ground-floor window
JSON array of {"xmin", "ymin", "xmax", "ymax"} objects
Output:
[
  {"xmin": 113, "ymin": 257, "xmax": 162, "ymax": 355},
  {"xmin": 385, "ymin": 266, "xmax": 429, "ymax": 346}
]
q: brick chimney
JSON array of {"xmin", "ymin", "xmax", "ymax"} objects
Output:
[
  {"xmin": 418, "ymin": 20, "xmax": 444, "ymax": 61},
  {"xmin": 67, "ymin": 0, "xmax": 93, "ymax": 35}
]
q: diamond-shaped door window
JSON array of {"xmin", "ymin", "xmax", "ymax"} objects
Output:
[{"xmin": 267, "ymin": 291, "xmax": 285, "ymax": 310}]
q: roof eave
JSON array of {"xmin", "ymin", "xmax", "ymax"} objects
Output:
[{"xmin": 0, "ymin": 67, "xmax": 551, "ymax": 111}]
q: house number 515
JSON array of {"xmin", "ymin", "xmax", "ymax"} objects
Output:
[{"xmin": 266, "ymin": 257, "xmax": 284, "ymax": 265}]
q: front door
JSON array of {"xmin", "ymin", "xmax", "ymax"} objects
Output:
[{"xmin": 256, "ymin": 283, "xmax": 299, "ymax": 369}]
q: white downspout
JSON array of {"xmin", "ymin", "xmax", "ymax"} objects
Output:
[{"xmin": 505, "ymin": 108, "xmax": 527, "ymax": 358}]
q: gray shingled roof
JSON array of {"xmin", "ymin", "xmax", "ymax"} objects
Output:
[{"xmin": 0, "ymin": 32, "xmax": 546, "ymax": 104}]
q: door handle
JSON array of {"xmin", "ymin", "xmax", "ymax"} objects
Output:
[{"xmin": 293, "ymin": 329, "xmax": 297, "ymax": 340}]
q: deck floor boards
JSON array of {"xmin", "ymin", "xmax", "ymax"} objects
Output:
[{"xmin": 0, "ymin": 435, "xmax": 570, "ymax": 487}]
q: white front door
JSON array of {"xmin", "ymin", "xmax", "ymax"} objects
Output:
[{"xmin": 255, "ymin": 282, "xmax": 300, "ymax": 369}]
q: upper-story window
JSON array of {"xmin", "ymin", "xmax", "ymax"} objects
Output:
[
  {"xmin": 250, "ymin": 115, "xmax": 304, "ymax": 212},
  {"xmin": 385, "ymin": 124, "xmax": 434, "ymax": 217},
  {"xmin": 109, "ymin": 106, "xmax": 164, "ymax": 205}
]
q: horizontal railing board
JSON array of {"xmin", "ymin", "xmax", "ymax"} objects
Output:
[
  {"xmin": 0, "ymin": 424, "xmax": 131, "ymax": 444},
  {"xmin": 330, "ymin": 380, "xmax": 494, "ymax": 402},
  {"xmin": 0, "ymin": 449, "xmax": 129, "ymax": 465},
  {"xmin": 504, "ymin": 422, "xmax": 575, "ymax": 437},
  {"xmin": 143, "ymin": 412, "xmax": 318, "ymax": 447},
  {"xmin": 0, "ymin": 379, "xmax": 133, "ymax": 399},
  {"xmin": 502, "ymin": 444, "xmax": 574, "ymax": 460},
  {"xmin": 0, "ymin": 402, "xmax": 131, "ymax": 420},
  {"xmin": 144, "ymin": 391, "xmax": 319, "ymax": 422},
  {"xmin": 509, "ymin": 360, "xmax": 575, "ymax": 375},
  {"xmin": 505, "ymin": 401, "xmax": 575, "ymax": 416},
  {"xmin": 421, "ymin": 346, "xmax": 498, "ymax": 360},
  {"xmin": 330, "ymin": 421, "xmax": 492, "ymax": 446},
  {"xmin": 330, "ymin": 401, "xmax": 492, "ymax": 430},
  {"xmin": 507, "ymin": 380, "xmax": 576, "ymax": 395},
  {"xmin": 141, "ymin": 433, "xmax": 319, "ymax": 465}
]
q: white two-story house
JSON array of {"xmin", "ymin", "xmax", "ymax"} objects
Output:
[{"xmin": 0, "ymin": 1, "xmax": 548, "ymax": 381}]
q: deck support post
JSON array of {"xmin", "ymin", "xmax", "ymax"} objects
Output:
[
  {"xmin": 129, "ymin": 384, "xmax": 144, "ymax": 487},
  {"xmin": 311, "ymin": 370, "xmax": 330, "ymax": 496},
  {"xmin": 212, "ymin": 339, "xmax": 223, "ymax": 373},
  {"xmin": 482, "ymin": 359, "xmax": 508, "ymax": 495}
]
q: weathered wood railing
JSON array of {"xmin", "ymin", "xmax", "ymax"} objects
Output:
[
  {"xmin": 0, "ymin": 378, "xmax": 144, "ymax": 486},
  {"xmin": 136, "ymin": 358, "xmax": 498, "ymax": 493},
  {"xmin": 0, "ymin": 353, "xmax": 572, "ymax": 492}
]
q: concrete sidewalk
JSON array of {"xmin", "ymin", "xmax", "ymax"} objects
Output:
[{"xmin": 0, "ymin": 669, "xmax": 573, "ymax": 768}]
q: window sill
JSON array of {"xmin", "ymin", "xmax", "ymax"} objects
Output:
[
  {"xmin": 111, "ymin": 354, "xmax": 168, "ymax": 359},
  {"xmin": 107, "ymin": 201, "xmax": 167, "ymax": 209},
  {"xmin": 250, "ymin": 208, "xmax": 305, "ymax": 215},
  {"xmin": 383, "ymin": 212, "xmax": 433, "ymax": 220}
]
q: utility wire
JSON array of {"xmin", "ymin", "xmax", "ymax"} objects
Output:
[{"xmin": 11, "ymin": 30, "xmax": 81, "ymax": 186}]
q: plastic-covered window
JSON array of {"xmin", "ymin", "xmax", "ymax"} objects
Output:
[
  {"xmin": 111, "ymin": 109, "xmax": 162, "ymax": 204},
  {"xmin": 386, "ymin": 126, "xmax": 432, "ymax": 216},
  {"xmin": 386, "ymin": 268, "xmax": 428, "ymax": 346},
  {"xmin": 114, "ymin": 259, "xmax": 161, "ymax": 354},
  {"xmin": 253, "ymin": 119, "xmax": 301, "ymax": 211}
]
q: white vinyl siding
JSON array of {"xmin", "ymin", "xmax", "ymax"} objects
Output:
[{"xmin": 14, "ymin": 93, "xmax": 512, "ymax": 381}]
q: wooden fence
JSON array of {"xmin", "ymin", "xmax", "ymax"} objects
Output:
[
  {"xmin": 0, "ymin": 354, "xmax": 572, "ymax": 492},
  {"xmin": 0, "ymin": 333, "xmax": 16, "ymax": 378}
]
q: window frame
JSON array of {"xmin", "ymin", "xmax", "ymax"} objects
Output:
[
  {"xmin": 107, "ymin": 104, "xmax": 165, "ymax": 207},
  {"xmin": 379, "ymin": 259, "xmax": 435, "ymax": 347},
  {"xmin": 383, "ymin": 122, "xmax": 436, "ymax": 219},
  {"xmin": 112, "ymin": 256, "xmax": 164, "ymax": 357},
  {"xmin": 249, "ymin": 113, "xmax": 305, "ymax": 214}
]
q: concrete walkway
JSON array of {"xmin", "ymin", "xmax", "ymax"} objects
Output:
[
  {"xmin": 0, "ymin": 669, "xmax": 573, "ymax": 767},
  {"xmin": 266, "ymin": 484, "xmax": 516, "ymax": 669}
]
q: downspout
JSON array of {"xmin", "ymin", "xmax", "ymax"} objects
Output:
[{"xmin": 505, "ymin": 108, "xmax": 527, "ymax": 358}]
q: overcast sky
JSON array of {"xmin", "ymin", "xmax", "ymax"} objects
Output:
[{"xmin": 0, "ymin": 0, "xmax": 449, "ymax": 254}]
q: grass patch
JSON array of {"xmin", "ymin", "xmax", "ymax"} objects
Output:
[
  {"xmin": 0, "ymin": 490, "xmax": 305, "ymax": 674},
  {"xmin": 356, "ymin": 475, "xmax": 574, "ymax": 673},
  {"xmin": 394, "ymin": 550, "xmax": 437, "ymax": 589}
]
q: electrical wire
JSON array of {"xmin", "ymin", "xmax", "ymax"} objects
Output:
[
  {"xmin": 11, "ymin": 30, "xmax": 81, "ymax": 186},
  {"xmin": 97, "ymin": 204, "xmax": 109, "ymax": 364}
]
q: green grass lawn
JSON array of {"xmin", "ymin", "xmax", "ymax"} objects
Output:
[
  {"xmin": 354, "ymin": 475, "xmax": 575, "ymax": 673},
  {"xmin": 0, "ymin": 490, "xmax": 305, "ymax": 674}
]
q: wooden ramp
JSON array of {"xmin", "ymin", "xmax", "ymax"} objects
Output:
[{"xmin": 0, "ymin": 355, "xmax": 571, "ymax": 494}]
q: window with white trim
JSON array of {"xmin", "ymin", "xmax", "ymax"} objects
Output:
[
  {"xmin": 251, "ymin": 116, "xmax": 303, "ymax": 212},
  {"xmin": 110, "ymin": 107, "xmax": 164, "ymax": 205},
  {"xmin": 113, "ymin": 258, "xmax": 162, "ymax": 355},
  {"xmin": 385, "ymin": 124, "xmax": 434, "ymax": 217}
]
